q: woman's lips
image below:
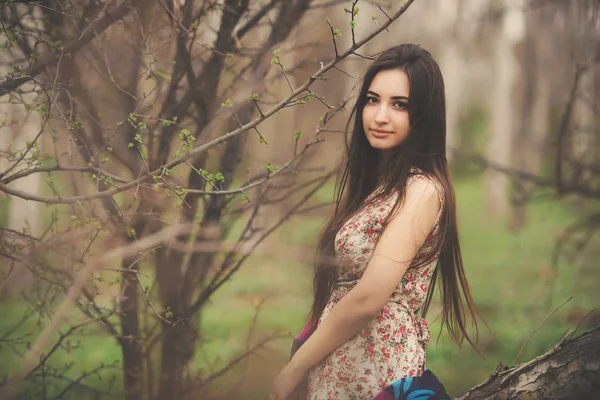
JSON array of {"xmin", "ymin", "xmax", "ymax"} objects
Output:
[{"xmin": 370, "ymin": 129, "xmax": 393, "ymax": 138}]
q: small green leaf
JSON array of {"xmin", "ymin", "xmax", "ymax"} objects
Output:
[
  {"xmin": 156, "ymin": 70, "xmax": 172, "ymax": 81},
  {"xmin": 264, "ymin": 162, "xmax": 277, "ymax": 173},
  {"xmin": 179, "ymin": 128, "xmax": 191, "ymax": 139},
  {"xmin": 294, "ymin": 130, "xmax": 302, "ymax": 140}
]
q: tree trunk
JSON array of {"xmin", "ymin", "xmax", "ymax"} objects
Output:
[
  {"xmin": 121, "ymin": 253, "xmax": 144, "ymax": 400},
  {"xmin": 485, "ymin": 0, "xmax": 526, "ymax": 216},
  {"xmin": 156, "ymin": 1, "xmax": 314, "ymax": 398},
  {"xmin": 456, "ymin": 327, "xmax": 600, "ymax": 399},
  {"xmin": 560, "ymin": 1, "xmax": 597, "ymax": 203},
  {"xmin": 509, "ymin": 7, "xmax": 552, "ymax": 231}
]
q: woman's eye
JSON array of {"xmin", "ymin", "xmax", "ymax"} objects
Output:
[
  {"xmin": 366, "ymin": 97, "xmax": 378, "ymax": 104},
  {"xmin": 395, "ymin": 101, "xmax": 408, "ymax": 109}
]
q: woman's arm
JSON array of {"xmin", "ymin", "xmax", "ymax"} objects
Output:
[{"xmin": 287, "ymin": 178, "xmax": 441, "ymax": 376}]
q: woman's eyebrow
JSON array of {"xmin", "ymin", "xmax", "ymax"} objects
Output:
[{"xmin": 366, "ymin": 90, "xmax": 408, "ymax": 101}]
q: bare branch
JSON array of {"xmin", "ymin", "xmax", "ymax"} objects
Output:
[
  {"xmin": 0, "ymin": 0, "xmax": 143, "ymax": 96},
  {"xmin": 0, "ymin": 0, "xmax": 415, "ymax": 205},
  {"xmin": 514, "ymin": 296, "xmax": 573, "ymax": 365},
  {"xmin": 0, "ymin": 223, "xmax": 194, "ymax": 399},
  {"xmin": 1, "ymin": 165, "xmax": 129, "ymax": 185}
]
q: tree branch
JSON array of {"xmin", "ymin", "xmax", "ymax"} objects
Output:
[
  {"xmin": 456, "ymin": 327, "xmax": 600, "ymax": 400},
  {"xmin": 0, "ymin": 0, "xmax": 142, "ymax": 97},
  {"xmin": 0, "ymin": 0, "xmax": 415, "ymax": 205}
]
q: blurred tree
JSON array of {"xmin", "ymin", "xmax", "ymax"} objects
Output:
[
  {"xmin": 0, "ymin": 4, "xmax": 42, "ymax": 237},
  {"xmin": 432, "ymin": 0, "xmax": 490, "ymax": 163},
  {"xmin": 509, "ymin": 1, "xmax": 554, "ymax": 230},
  {"xmin": 485, "ymin": 0, "xmax": 526, "ymax": 216},
  {"xmin": 510, "ymin": 0, "xmax": 599, "ymax": 231},
  {"xmin": 0, "ymin": 0, "xmax": 413, "ymax": 399}
]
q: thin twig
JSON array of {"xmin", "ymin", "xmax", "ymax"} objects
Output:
[
  {"xmin": 0, "ymin": 224, "xmax": 193, "ymax": 399},
  {"xmin": 514, "ymin": 295, "xmax": 573, "ymax": 365},
  {"xmin": 0, "ymin": 0, "xmax": 415, "ymax": 205},
  {"xmin": 326, "ymin": 18, "xmax": 340, "ymax": 58},
  {"xmin": 350, "ymin": 0, "xmax": 359, "ymax": 46}
]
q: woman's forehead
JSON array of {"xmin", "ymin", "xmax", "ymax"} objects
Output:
[{"xmin": 368, "ymin": 69, "xmax": 410, "ymax": 98}]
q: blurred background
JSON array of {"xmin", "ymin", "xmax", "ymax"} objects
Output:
[{"xmin": 0, "ymin": 0, "xmax": 598, "ymax": 399}]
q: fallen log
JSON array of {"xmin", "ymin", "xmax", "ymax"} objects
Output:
[{"xmin": 456, "ymin": 327, "xmax": 600, "ymax": 399}]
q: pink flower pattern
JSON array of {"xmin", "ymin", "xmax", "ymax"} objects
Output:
[{"xmin": 307, "ymin": 168, "xmax": 444, "ymax": 400}]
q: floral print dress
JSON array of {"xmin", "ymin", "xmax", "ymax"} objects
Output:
[{"xmin": 306, "ymin": 168, "xmax": 444, "ymax": 400}]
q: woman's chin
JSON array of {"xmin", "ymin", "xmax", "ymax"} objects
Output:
[{"xmin": 367, "ymin": 140, "xmax": 396, "ymax": 150}]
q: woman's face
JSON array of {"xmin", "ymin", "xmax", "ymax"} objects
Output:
[{"xmin": 362, "ymin": 69, "xmax": 410, "ymax": 151}]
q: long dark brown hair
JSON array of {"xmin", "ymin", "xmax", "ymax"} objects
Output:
[{"xmin": 309, "ymin": 44, "xmax": 482, "ymax": 350}]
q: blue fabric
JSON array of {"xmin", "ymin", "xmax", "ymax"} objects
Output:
[{"xmin": 373, "ymin": 369, "xmax": 450, "ymax": 400}]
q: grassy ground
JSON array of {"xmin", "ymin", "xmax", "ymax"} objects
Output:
[
  {"xmin": 198, "ymin": 174, "xmax": 599, "ymax": 398},
  {"xmin": 1, "ymin": 173, "xmax": 598, "ymax": 399}
]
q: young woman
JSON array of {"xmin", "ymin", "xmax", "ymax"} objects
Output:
[{"xmin": 271, "ymin": 44, "xmax": 482, "ymax": 400}]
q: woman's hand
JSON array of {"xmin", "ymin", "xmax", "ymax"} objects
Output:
[{"xmin": 270, "ymin": 362, "xmax": 306, "ymax": 400}]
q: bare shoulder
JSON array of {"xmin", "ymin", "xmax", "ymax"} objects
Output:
[
  {"xmin": 404, "ymin": 175, "xmax": 441, "ymax": 209},
  {"xmin": 377, "ymin": 174, "xmax": 443, "ymax": 259},
  {"xmin": 406, "ymin": 170, "xmax": 444, "ymax": 205}
]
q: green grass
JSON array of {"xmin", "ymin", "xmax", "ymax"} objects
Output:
[
  {"xmin": 0, "ymin": 299, "xmax": 123, "ymax": 399},
  {"xmin": 200, "ymin": 175, "xmax": 599, "ymax": 397},
  {"xmin": 422, "ymin": 177, "xmax": 597, "ymax": 395},
  {"xmin": 1, "ymin": 173, "xmax": 598, "ymax": 399}
]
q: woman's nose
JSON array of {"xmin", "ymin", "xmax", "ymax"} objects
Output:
[{"xmin": 374, "ymin": 105, "xmax": 389, "ymax": 123}]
